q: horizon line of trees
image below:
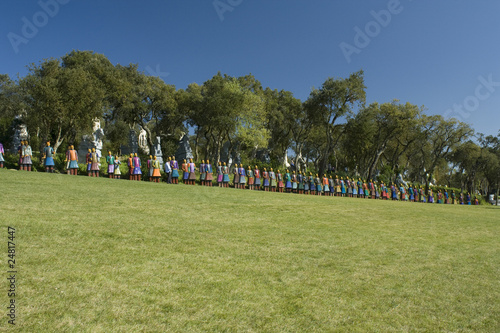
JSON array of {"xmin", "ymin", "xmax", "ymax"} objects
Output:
[{"xmin": 0, "ymin": 50, "xmax": 499, "ymax": 195}]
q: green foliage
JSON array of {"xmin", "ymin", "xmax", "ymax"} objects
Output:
[
  {"xmin": 304, "ymin": 70, "xmax": 367, "ymax": 175},
  {"xmin": 20, "ymin": 56, "xmax": 106, "ymax": 152}
]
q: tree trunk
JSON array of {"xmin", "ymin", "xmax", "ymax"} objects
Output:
[
  {"xmin": 194, "ymin": 129, "xmax": 200, "ymax": 161},
  {"xmin": 367, "ymin": 148, "xmax": 384, "ymax": 180},
  {"xmin": 53, "ymin": 126, "xmax": 64, "ymax": 153}
]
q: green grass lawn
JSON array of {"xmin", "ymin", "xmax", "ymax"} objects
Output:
[{"xmin": 1, "ymin": 169, "xmax": 499, "ymax": 332}]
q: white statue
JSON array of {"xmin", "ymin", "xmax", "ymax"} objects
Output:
[
  {"xmin": 138, "ymin": 128, "xmax": 149, "ymax": 154},
  {"xmin": 92, "ymin": 118, "xmax": 104, "ymax": 151},
  {"xmin": 19, "ymin": 124, "xmax": 28, "ymax": 140}
]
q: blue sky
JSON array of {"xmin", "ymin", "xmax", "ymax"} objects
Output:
[{"xmin": 1, "ymin": 0, "xmax": 499, "ymax": 136}]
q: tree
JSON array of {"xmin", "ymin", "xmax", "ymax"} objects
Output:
[
  {"xmin": 185, "ymin": 73, "xmax": 268, "ymax": 163},
  {"xmin": 0, "ymin": 74, "xmax": 23, "ymax": 147},
  {"xmin": 264, "ymin": 88, "xmax": 304, "ymax": 164},
  {"xmin": 20, "ymin": 58, "xmax": 105, "ymax": 152},
  {"xmin": 480, "ymin": 133, "xmax": 500, "ymax": 202},
  {"xmin": 364, "ymin": 101, "xmax": 421, "ymax": 179},
  {"xmin": 451, "ymin": 140, "xmax": 482, "ymax": 192},
  {"xmin": 305, "ymin": 70, "xmax": 366, "ymax": 175},
  {"xmin": 420, "ymin": 115, "xmax": 473, "ymax": 189},
  {"xmin": 110, "ymin": 64, "xmax": 180, "ymax": 151}
]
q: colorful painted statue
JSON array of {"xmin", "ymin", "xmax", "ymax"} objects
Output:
[
  {"xmin": 147, "ymin": 155, "xmax": 154, "ymax": 182},
  {"xmin": 0, "ymin": 142, "xmax": 4, "ymax": 168},
  {"xmin": 276, "ymin": 169, "xmax": 283, "ymax": 193},
  {"xmin": 303, "ymin": 172, "xmax": 309, "ymax": 194},
  {"xmin": 188, "ymin": 158, "xmax": 196, "ymax": 185},
  {"xmin": 171, "ymin": 156, "xmax": 179, "ymax": 184},
  {"xmin": 217, "ymin": 162, "xmax": 223, "ymax": 187},
  {"xmin": 106, "ymin": 151, "xmax": 115, "ymax": 178},
  {"xmin": 239, "ymin": 164, "xmax": 246, "ymax": 189},
  {"xmin": 253, "ymin": 166, "xmax": 261, "ymax": 190},
  {"xmin": 164, "ymin": 156, "xmax": 172, "ymax": 184},
  {"xmin": 363, "ymin": 180, "xmax": 369, "ymax": 198},
  {"xmin": 205, "ymin": 160, "xmax": 213, "ymax": 187},
  {"xmin": 345, "ymin": 177, "xmax": 351, "ymax": 197},
  {"xmin": 90, "ymin": 148, "xmax": 100, "ymax": 177},
  {"xmin": 66, "ymin": 145, "xmax": 79, "ymax": 175},
  {"xmin": 269, "ymin": 168, "xmax": 277, "ymax": 192},
  {"xmin": 247, "ymin": 166, "xmax": 254, "ymax": 190},
  {"xmin": 329, "ymin": 176, "xmax": 335, "ymax": 196},
  {"xmin": 18, "ymin": 140, "xmax": 25, "ymax": 170},
  {"xmin": 87, "ymin": 149, "xmax": 93, "ymax": 176},
  {"xmin": 370, "ymin": 180, "xmax": 375, "ymax": 199},
  {"xmin": 400, "ymin": 185, "xmax": 406, "ymax": 201},
  {"xmin": 391, "ymin": 184, "xmax": 397, "ymax": 200},
  {"xmin": 428, "ymin": 188, "xmax": 434, "ymax": 203},
  {"xmin": 127, "ymin": 154, "xmax": 134, "ymax": 180},
  {"xmin": 43, "ymin": 141, "xmax": 55, "ymax": 173},
  {"xmin": 290, "ymin": 171, "xmax": 297, "ymax": 193},
  {"xmin": 23, "ymin": 141, "xmax": 33, "ymax": 171},
  {"xmin": 335, "ymin": 176, "xmax": 341, "ymax": 196},
  {"xmin": 233, "ymin": 164, "xmax": 240, "ymax": 189},
  {"xmin": 309, "ymin": 172, "xmax": 316, "ymax": 195},
  {"xmin": 222, "ymin": 162, "xmax": 230, "ymax": 187},
  {"xmin": 284, "ymin": 170, "xmax": 292, "ymax": 193},
  {"xmin": 132, "ymin": 153, "xmax": 142, "ymax": 181},
  {"xmin": 297, "ymin": 172, "xmax": 304, "ymax": 194},
  {"xmin": 182, "ymin": 159, "xmax": 189, "ymax": 184},
  {"xmin": 199, "ymin": 160, "xmax": 206, "ymax": 186},
  {"xmin": 113, "ymin": 155, "xmax": 121, "ymax": 179},
  {"xmin": 322, "ymin": 174, "xmax": 329, "ymax": 196},
  {"xmin": 152, "ymin": 156, "xmax": 161, "ymax": 183},
  {"xmin": 314, "ymin": 174, "xmax": 322, "ymax": 195},
  {"xmin": 262, "ymin": 167, "xmax": 269, "ymax": 191}
]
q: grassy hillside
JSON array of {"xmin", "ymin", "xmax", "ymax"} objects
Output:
[{"xmin": 1, "ymin": 169, "xmax": 499, "ymax": 332}]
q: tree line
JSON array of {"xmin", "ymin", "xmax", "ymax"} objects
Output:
[{"xmin": 0, "ymin": 50, "xmax": 499, "ymax": 195}]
